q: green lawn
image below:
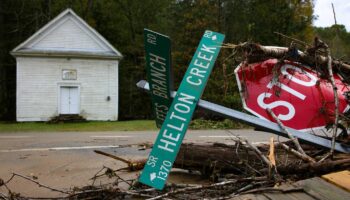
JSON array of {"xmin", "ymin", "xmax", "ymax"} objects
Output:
[
  {"xmin": 0, "ymin": 120, "xmax": 157, "ymax": 132},
  {"xmin": 0, "ymin": 119, "xmax": 249, "ymax": 132}
]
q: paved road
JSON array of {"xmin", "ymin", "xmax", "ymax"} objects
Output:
[{"xmin": 0, "ymin": 129, "xmax": 281, "ymax": 197}]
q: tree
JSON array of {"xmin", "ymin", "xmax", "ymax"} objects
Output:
[
  {"xmin": 0, "ymin": 0, "xmax": 317, "ymax": 121},
  {"xmin": 0, "ymin": 0, "xmax": 53, "ymax": 120},
  {"xmin": 314, "ymin": 25, "xmax": 350, "ymax": 60}
]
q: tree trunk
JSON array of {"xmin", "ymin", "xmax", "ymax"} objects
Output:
[
  {"xmin": 97, "ymin": 142, "xmax": 349, "ymax": 178},
  {"xmin": 173, "ymin": 143, "xmax": 349, "ymax": 177}
]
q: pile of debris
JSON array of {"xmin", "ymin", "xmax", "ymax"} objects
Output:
[
  {"xmin": 48, "ymin": 114, "xmax": 87, "ymax": 123},
  {"xmin": 228, "ymin": 36, "xmax": 350, "ymax": 152},
  {"xmin": 1, "ymin": 36, "xmax": 350, "ymax": 199},
  {"xmin": 1, "ymin": 138, "xmax": 349, "ymax": 199}
]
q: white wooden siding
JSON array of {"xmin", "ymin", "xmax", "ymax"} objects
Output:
[
  {"xmin": 30, "ymin": 18, "xmax": 107, "ymax": 52},
  {"xmin": 16, "ymin": 57, "xmax": 119, "ymax": 121}
]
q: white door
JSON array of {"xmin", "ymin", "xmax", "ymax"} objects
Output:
[{"xmin": 60, "ymin": 87, "xmax": 79, "ymax": 114}]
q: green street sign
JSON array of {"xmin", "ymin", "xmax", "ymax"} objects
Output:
[
  {"xmin": 139, "ymin": 30, "xmax": 225, "ymax": 190},
  {"xmin": 144, "ymin": 29, "xmax": 173, "ymax": 128}
]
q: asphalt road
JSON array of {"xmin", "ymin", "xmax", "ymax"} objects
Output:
[{"xmin": 0, "ymin": 129, "xmax": 280, "ymax": 197}]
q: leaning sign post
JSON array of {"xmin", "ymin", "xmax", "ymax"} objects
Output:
[
  {"xmin": 144, "ymin": 29, "xmax": 173, "ymax": 128},
  {"xmin": 139, "ymin": 30, "xmax": 225, "ymax": 190}
]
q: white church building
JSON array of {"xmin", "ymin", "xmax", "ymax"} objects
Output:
[{"xmin": 11, "ymin": 9, "xmax": 122, "ymax": 121}]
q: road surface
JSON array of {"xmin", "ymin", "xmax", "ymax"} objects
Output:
[{"xmin": 0, "ymin": 129, "xmax": 280, "ymax": 197}]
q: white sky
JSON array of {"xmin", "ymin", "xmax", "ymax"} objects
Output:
[{"xmin": 313, "ymin": 0, "xmax": 350, "ymax": 31}]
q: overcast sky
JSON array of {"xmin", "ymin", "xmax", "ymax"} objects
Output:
[{"xmin": 313, "ymin": 0, "xmax": 350, "ymax": 31}]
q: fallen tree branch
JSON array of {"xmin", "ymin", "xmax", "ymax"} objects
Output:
[
  {"xmin": 324, "ymin": 38, "xmax": 339, "ymax": 157},
  {"xmin": 9, "ymin": 173, "xmax": 70, "ymax": 194},
  {"xmin": 242, "ymin": 138, "xmax": 272, "ymax": 168},
  {"xmin": 94, "ymin": 150, "xmax": 131, "ymax": 165},
  {"xmin": 224, "ymin": 42, "xmax": 350, "ymax": 72},
  {"xmin": 280, "ymin": 143, "xmax": 316, "ymax": 164},
  {"xmin": 276, "ymin": 158, "xmax": 350, "ymax": 175},
  {"xmin": 146, "ymin": 180, "xmax": 238, "ymax": 200},
  {"xmin": 94, "ymin": 150, "xmax": 146, "ymax": 171},
  {"xmin": 267, "ymin": 108, "xmax": 308, "ymax": 157},
  {"xmin": 94, "ymin": 142, "xmax": 348, "ymax": 178},
  {"xmin": 228, "ymin": 133, "xmax": 272, "ymax": 168},
  {"xmin": 240, "ymin": 186, "xmax": 304, "ymax": 195},
  {"xmin": 233, "ymin": 181, "xmax": 269, "ymax": 195}
]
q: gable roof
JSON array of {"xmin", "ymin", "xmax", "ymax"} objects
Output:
[{"xmin": 11, "ymin": 9, "xmax": 122, "ymax": 60}]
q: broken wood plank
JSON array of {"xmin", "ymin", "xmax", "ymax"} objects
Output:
[
  {"xmin": 231, "ymin": 194, "xmax": 270, "ymax": 200},
  {"xmin": 286, "ymin": 192, "xmax": 317, "ymax": 200},
  {"xmin": 322, "ymin": 170, "xmax": 350, "ymax": 192},
  {"xmin": 246, "ymin": 183, "xmax": 313, "ymax": 200},
  {"xmin": 293, "ymin": 177, "xmax": 350, "ymax": 200},
  {"xmin": 267, "ymin": 193, "xmax": 315, "ymax": 200}
]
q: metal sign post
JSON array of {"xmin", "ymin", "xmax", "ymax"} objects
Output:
[
  {"xmin": 144, "ymin": 29, "xmax": 173, "ymax": 128},
  {"xmin": 137, "ymin": 80, "xmax": 350, "ymax": 154},
  {"xmin": 139, "ymin": 30, "xmax": 225, "ymax": 190}
]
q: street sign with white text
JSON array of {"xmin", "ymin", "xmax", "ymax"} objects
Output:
[
  {"xmin": 139, "ymin": 30, "xmax": 225, "ymax": 190},
  {"xmin": 144, "ymin": 29, "xmax": 173, "ymax": 128}
]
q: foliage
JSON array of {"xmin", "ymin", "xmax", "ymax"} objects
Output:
[
  {"xmin": 223, "ymin": 0, "xmax": 315, "ymax": 45},
  {"xmin": 0, "ymin": 0, "xmax": 49, "ymax": 120},
  {"xmin": 2, "ymin": 0, "xmax": 347, "ymax": 121},
  {"xmin": 189, "ymin": 119, "xmax": 249, "ymax": 129},
  {"xmin": 314, "ymin": 25, "xmax": 350, "ymax": 60}
]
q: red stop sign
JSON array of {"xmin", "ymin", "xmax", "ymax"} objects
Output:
[{"xmin": 234, "ymin": 59, "xmax": 350, "ymax": 131}]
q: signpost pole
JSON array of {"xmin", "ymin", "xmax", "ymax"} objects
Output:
[
  {"xmin": 139, "ymin": 30, "xmax": 225, "ymax": 189},
  {"xmin": 136, "ymin": 80, "xmax": 350, "ymax": 154}
]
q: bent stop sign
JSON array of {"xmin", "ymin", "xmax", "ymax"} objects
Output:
[{"xmin": 235, "ymin": 59, "xmax": 350, "ymax": 131}]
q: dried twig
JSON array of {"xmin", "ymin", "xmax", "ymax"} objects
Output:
[
  {"xmin": 267, "ymin": 109, "xmax": 306, "ymax": 156},
  {"xmin": 210, "ymin": 181, "xmax": 272, "ymax": 200},
  {"xmin": 229, "ymin": 133, "xmax": 272, "ymax": 168},
  {"xmin": 0, "ymin": 192, "xmax": 9, "ymax": 200},
  {"xmin": 123, "ymin": 190, "xmax": 154, "ymax": 198},
  {"xmin": 234, "ymin": 181, "xmax": 269, "ymax": 195},
  {"xmin": 94, "ymin": 150, "xmax": 146, "ymax": 171},
  {"xmin": 146, "ymin": 180, "xmax": 238, "ymax": 200},
  {"xmin": 16, "ymin": 196, "xmax": 66, "ymax": 199},
  {"xmin": 280, "ymin": 143, "xmax": 316, "ymax": 163},
  {"xmin": 325, "ymin": 41, "xmax": 339, "ymax": 157},
  {"xmin": 224, "ymin": 42, "xmax": 350, "ymax": 71},
  {"xmin": 67, "ymin": 188, "xmax": 111, "ymax": 198},
  {"xmin": 94, "ymin": 150, "xmax": 131, "ymax": 165},
  {"xmin": 247, "ymin": 145, "xmax": 272, "ymax": 168},
  {"xmin": 240, "ymin": 186, "xmax": 304, "ymax": 195},
  {"xmin": 9, "ymin": 173, "xmax": 70, "ymax": 194},
  {"xmin": 332, "ymin": 3, "xmax": 337, "ymax": 25},
  {"xmin": 268, "ymin": 108, "xmax": 316, "ymax": 163},
  {"xmin": 90, "ymin": 165, "xmax": 108, "ymax": 185}
]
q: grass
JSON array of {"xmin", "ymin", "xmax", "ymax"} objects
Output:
[
  {"xmin": 0, "ymin": 119, "xmax": 250, "ymax": 133},
  {"xmin": 0, "ymin": 120, "xmax": 157, "ymax": 132},
  {"xmin": 189, "ymin": 119, "xmax": 250, "ymax": 130}
]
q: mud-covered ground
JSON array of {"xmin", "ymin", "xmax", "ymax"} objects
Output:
[{"xmin": 0, "ymin": 130, "xmax": 280, "ymax": 197}]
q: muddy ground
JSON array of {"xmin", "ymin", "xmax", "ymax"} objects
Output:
[{"xmin": 0, "ymin": 129, "xmax": 279, "ymax": 197}]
